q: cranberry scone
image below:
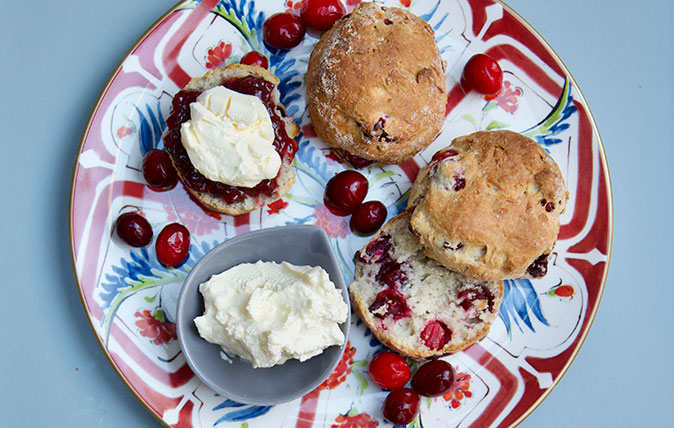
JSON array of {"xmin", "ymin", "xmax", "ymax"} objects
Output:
[
  {"xmin": 163, "ymin": 64, "xmax": 300, "ymax": 215},
  {"xmin": 306, "ymin": 2, "xmax": 447, "ymax": 165},
  {"xmin": 349, "ymin": 213, "xmax": 503, "ymax": 359},
  {"xmin": 408, "ymin": 130, "xmax": 568, "ymax": 281}
]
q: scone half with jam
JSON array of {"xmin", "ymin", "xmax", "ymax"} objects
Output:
[{"xmin": 163, "ymin": 64, "xmax": 300, "ymax": 215}]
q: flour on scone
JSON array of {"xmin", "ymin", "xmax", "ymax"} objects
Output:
[
  {"xmin": 306, "ymin": 2, "xmax": 447, "ymax": 165},
  {"xmin": 408, "ymin": 130, "xmax": 569, "ymax": 281}
]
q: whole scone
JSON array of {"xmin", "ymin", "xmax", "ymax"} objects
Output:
[
  {"xmin": 162, "ymin": 64, "xmax": 299, "ymax": 215},
  {"xmin": 349, "ymin": 213, "xmax": 503, "ymax": 359},
  {"xmin": 306, "ymin": 2, "xmax": 447, "ymax": 165},
  {"xmin": 408, "ymin": 130, "xmax": 569, "ymax": 281}
]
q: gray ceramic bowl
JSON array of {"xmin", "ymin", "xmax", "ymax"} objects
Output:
[{"xmin": 176, "ymin": 225, "xmax": 351, "ymax": 405}]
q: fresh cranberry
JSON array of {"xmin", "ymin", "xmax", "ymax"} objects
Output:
[
  {"xmin": 411, "ymin": 360, "xmax": 456, "ymax": 397},
  {"xmin": 376, "ymin": 259, "xmax": 407, "ymax": 289},
  {"xmin": 155, "ymin": 223, "xmax": 190, "ymax": 267},
  {"xmin": 540, "ymin": 199, "xmax": 556, "ymax": 212},
  {"xmin": 300, "ymin": 0, "xmax": 345, "ymax": 31},
  {"xmin": 460, "ymin": 53, "xmax": 503, "ymax": 96},
  {"xmin": 350, "ymin": 201, "xmax": 387, "ymax": 235},
  {"xmin": 368, "ymin": 352, "xmax": 411, "ymax": 390},
  {"xmin": 383, "ymin": 388, "xmax": 420, "ymax": 426},
  {"xmin": 240, "ymin": 51, "xmax": 269, "ymax": 69},
  {"xmin": 526, "ymin": 253, "xmax": 549, "ymax": 278},
  {"xmin": 142, "ymin": 149, "xmax": 177, "ymax": 190},
  {"xmin": 420, "ymin": 320, "xmax": 452, "ymax": 350},
  {"xmin": 458, "ymin": 285, "xmax": 495, "ymax": 312},
  {"xmin": 115, "ymin": 212, "xmax": 153, "ymax": 247},
  {"xmin": 431, "ymin": 148, "xmax": 458, "ymax": 163},
  {"xmin": 452, "ymin": 172, "xmax": 466, "ymax": 191},
  {"xmin": 354, "ymin": 233, "xmax": 392, "ymax": 264},
  {"xmin": 369, "ymin": 289, "xmax": 410, "ymax": 320},
  {"xmin": 263, "ymin": 12, "xmax": 306, "ymax": 49},
  {"xmin": 324, "ymin": 170, "xmax": 368, "ymax": 216}
]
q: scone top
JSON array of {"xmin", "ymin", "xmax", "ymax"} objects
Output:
[
  {"xmin": 408, "ymin": 130, "xmax": 569, "ymax": 281},
  {"xmin": 306, "ymin": 2, "xmax": 447, "ymax": 164}
]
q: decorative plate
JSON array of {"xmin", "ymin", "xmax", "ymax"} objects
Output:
[{"xmin": 69, "ymin": 0, "xmax": 612, "ymax": 427}]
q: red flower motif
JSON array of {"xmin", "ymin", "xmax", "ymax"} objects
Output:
[
  {"xmin": 116, "ymin": 126, "xmax": 133, "ymax": 139},
  {"xmin": 442, "ymin": 370, "xmax": 472, "ymax": 409},
  {"xmin": 484, "ymin": 81, "xmax": 522, "ymax": 114},
  {"xmin": 134, "ymin": 309, "xmax": 177, "ymax": 345},
  {"xmin": 319, "ymin": 342, "xmax": 356, "ymax": 390},
  {"xmin": 267, "ymin": 199, "xmax": 289, "ymax": 215},
  {"xmin": 285, "ymin": 0, "xmax": 304, "ymax": 15},
  {"xmin": 399, "ymin": 0, "xmax": 411, "ymax": 7},
  {"xmin": 206, "ymin": 41, "xmax": 233, "ymax": 70},
  {"xmin": 331, "ymin": 410, "xmax": 378, "ymax": 428},
  {"xmin": 314, "ymin": 204, "xmax": 350, "ymax": 238}
]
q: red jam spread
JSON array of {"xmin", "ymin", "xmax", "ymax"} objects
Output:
[{"xmin": 163, "ymin": 76, "xmax": 298, "ymax": 205}]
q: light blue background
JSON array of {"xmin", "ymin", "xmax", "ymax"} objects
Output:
[{"xmin": 1, "ymin": 0, "xmax": 672, "ymax": 427}]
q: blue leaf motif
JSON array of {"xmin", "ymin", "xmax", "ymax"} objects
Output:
[
  {"xmin": 99, "ymin": 241, "xmax": 217, "ymax": 313},
  {"xmin": 499, "ymin": 279, "xmax": 549, "ymax": 337},
  {"xmin": 294, "ymin": 142, "xmax": 333, "ymax": 186},
  {"xmin": 135, "ymin": 101, "xmax": 166, "ymax": 155},
  {"xmin": 213, "ymin": 404, "xmax": 272, "ymax": 424},
  {"xmin": 524, "ymin": 79, "xmax": 578, "ymax": 147},
  {"xmin": 212, "ymin": 399, "xmax": 245, "ymax": 410},
  {"xmin": 520, "ymin": 279, "xmax": 549, "ymax": 326},
  {"xmin": 419, "ymin": 0, "xmax": 442, "ymax": 22}
]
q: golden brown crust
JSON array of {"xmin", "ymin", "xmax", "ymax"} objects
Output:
[
  {"xmin": 408, "ymin": 130, "xmax": 569, "ymax": 280},
  {"xmin": 163, "ymin": 64, "xmax": 299, "ymax": 215},
  {"xmin": 306, "ymin": 2, "xmax": 447, "ymax": 164},
  {"xmin": 349, "ymin": 213, "xmax": 504, "ymax": 360}
]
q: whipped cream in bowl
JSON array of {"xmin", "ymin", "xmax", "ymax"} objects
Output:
[{"xmin": 175, "ymin": 226, "xmax": 351, "ymax": 405}]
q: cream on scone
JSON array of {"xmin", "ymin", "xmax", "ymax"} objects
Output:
[
  {"xmin": 349, "ymin": 213, "xmax": 503, "ymax": 360},
  {"xmin": 163, "ymin": 64, "xmax": 300, "ymax": 215},
  {"xmin": 306, "ymin": 2, "xmax": 447, "ymax": 165},
  {"xmin": 408, "ymin": 130, "xmax": 569, "ymax": 281}
]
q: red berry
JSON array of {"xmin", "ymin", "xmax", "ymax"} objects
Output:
[
  {"xmin": 355, "ymin": 233, "xmax": 392, "ymax": 264},
  {"xmin": 240, "ymin": 51, "xmax": 269, "ymax": 69},
  {"xmin": 383, "ymin": 388, "xmax": 420, "ymax": 425},
  {"xmin": 155, "ymin": 223, "xmax": 190, "ymax": 267},
  {"xmin": 368, "ymin": 289, "xmax": 410, "ymax": 320},
  {"xmin": 324, "ymin": 170, "xmax": 368, "ymax": 216},
  {"xmin": 115, "ymin": 212, "xmax": 153, "ymax": 247},
  {"xmin": 350, "ymin": 201, "xmax": 387, "ymax": 235},
  {"xmin": 368, "ymin": 352, "xmax": 411, "ymax": 390},
  {"xmin": 460, "ymin": 53, "xmax": 503, "ymax": 95},
  {"xmin": 431, "ymin": 149, "xmax": 458, "ymax": 164},
  {"xmin": 142, "ymin": 149, "xmax": 177, "ymax": 190},
  {"xmin": 420, "ymin": 320, "xmax": 452, "ymax": 350},
  {"xmin": 411, "ymin": 360, "xmax": 456, "ymax": 397},
  {"xmin": 263, "ymin": 12, "xmax": 306, "ymax": 49},
  {"xmin": 300, "ymin": 0, "xmax": 346, "ymax": 31}
]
